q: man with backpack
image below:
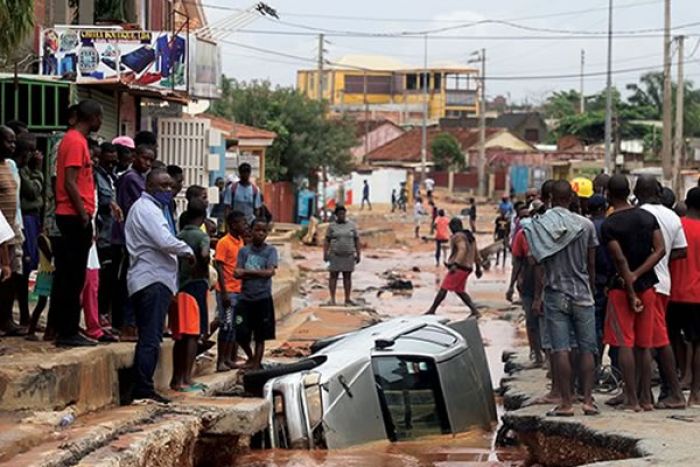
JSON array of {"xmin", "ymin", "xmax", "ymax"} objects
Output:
[{"xmin": 224, "ymin": 163, "xmax": 262, "ymax": 225}]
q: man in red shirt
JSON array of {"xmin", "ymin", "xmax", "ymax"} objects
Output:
[
  {"xmin": 48, "ymin": 99, "xmax": 102, "ymax": 347},
  {"xmin": 670, "ymin": 187, "xmax": 700, "ymax": 406}
]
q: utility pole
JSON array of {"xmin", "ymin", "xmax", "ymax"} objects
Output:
[
  {"xmin": 580, "ymin": 49, "xmax": 585, "ymax": 113},
  {"xmin": 317, "ymin": 33, "xmax": 328, "ymax": 218},
  {"xmin": 662, "ymin": 0, "xmax": 673, "ymax": 182},
  {"xmin": 673, "ymin": 35, "xmax": 685, "ymax": 197},
  {"xmin": 604, "ymin": 0, "xmax": 614, "ymax": 174},
  {"xmin": 477, "ymin": 49, "xmax": 487, "ymax": 198},
  {"xmin": 420, "ymin": 34, "xmax": 428, "ymax": 183}
]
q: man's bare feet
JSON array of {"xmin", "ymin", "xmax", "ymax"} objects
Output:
[
  {"xmin": 424, "ymin": 310, "xmax": 436, "ymax": 315},
  {"xmin": 655, "ymin": 397, "xmax": 686, "ymax": 410},
  {"xmin": 216, "ymin": 362, "xmax": 231, "ymax": 372},
  {"xmin": 530, "ymin": 394, "xmax": 562, "ymax": 405},
  {"xmin": 640, "ymin": 403, "xmax": 654, "ymax": 412},
  {"xmin": 687, "ymin": 394, "xmax": 700, "ymax": 407}
]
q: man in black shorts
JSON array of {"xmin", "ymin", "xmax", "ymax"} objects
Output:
[{"xmin": 234, "ymin": 220, "xmax": 278, "ymax": 369}]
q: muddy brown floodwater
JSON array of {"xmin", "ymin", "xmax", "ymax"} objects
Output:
[{"xmin": 235, "ymin": 236, "xmax": 529, "ymax": 466}]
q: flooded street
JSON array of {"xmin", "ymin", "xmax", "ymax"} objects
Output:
[{"xmin": 236, "ymin": 216, "xmax": 528, "ymax": 466}]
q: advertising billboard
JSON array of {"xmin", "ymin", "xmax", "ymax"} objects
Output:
[
  {"xmin": 40, "ymin": 27, "xmax": 187, "ymax": 92},
  {"xmin": 189, "ymin": 37, "xmax": 222, "ymax": 99}
]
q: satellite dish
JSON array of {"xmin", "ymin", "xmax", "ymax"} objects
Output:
[{"xmin": 184, "ymin": 99, "xmax": 211, "ymax": 115}]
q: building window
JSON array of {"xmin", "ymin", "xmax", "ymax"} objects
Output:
[
  {"xmin": 418, "ymin": 73, "xmax": 429, "ymax": 91},
  {"xmin": 344, "ymin": 75, "xmax": 392, "ymax": 94},
  {"xmin": 406, "ymin": 73, "xmax": 418, "ymax": 90},
  {"xmin": 433, "ymin": 73, "xmax": 442, "ymax": 91}
]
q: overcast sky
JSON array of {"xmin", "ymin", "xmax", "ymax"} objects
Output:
[{"xmin": 202, "ymin": 0, "xmax": 700, "ymax": 105}]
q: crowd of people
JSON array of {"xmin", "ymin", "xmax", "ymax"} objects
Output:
[
  {"xmin": 0, "ymin": 99, "xmax": 279, "ymax": 404},
  {"xmin": 506, "ymin": 173, "xmax": 700, "ymax": 415}
]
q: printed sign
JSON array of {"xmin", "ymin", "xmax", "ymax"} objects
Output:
[
  {"xmin": 189, "ymin": 37, "xmax": 222, "ymax": 99},
  {"xmin": 41, "ymin": 27, "xmax": 187, "ymax": 92}
]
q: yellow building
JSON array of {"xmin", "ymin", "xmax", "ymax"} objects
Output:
[{"xmin": 297, "ymin": 55, "xmax": 480, "ymax": 125}]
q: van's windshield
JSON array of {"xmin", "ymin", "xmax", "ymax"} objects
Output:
[{"xmin": 372, "ymin": 356, "xmax": 450, "ymax": 441}]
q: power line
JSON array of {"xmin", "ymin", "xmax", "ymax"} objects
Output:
[
  {"xmin": 258, "ymin": 15, "xmax": 700, "ymax": 38},
  {"xmin": 195, "ymin": 0, "xmax": 661, "ymax": 24},
  {"xmin": 214, "ymin": 27, "xmax": 697, "ymax": 40},
  {"xmin": 218, "ymin": 38, "xmax": 700, "ymax": 81}
]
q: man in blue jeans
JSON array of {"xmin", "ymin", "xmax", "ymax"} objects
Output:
[
  {"xmin": 125, "ymin": 168, "xmax": 194, "ymax": 403},
  {"xmin": 523, "ymin": 180, "xmax": 598, "ymax": 417}
]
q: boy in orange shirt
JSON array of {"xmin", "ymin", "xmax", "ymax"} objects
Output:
[{"xmin": 215, "ymin": 210, "xmax": 247, "ymax": 371}]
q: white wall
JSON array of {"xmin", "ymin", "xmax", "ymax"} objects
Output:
[{"xmin": 350, "ymin": 168, "xmax": 407, "ymax": 205}]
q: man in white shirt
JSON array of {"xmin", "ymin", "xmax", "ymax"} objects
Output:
[{"xmin": 636, "ymin": 175, "xmax": 687, "ymax": 408}]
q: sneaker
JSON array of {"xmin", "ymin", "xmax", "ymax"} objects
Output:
[
  {"xmin": 133, "ymin": 392, "xmax": 171, "ymax": 404},
  {"xmin": 55, "ymin": 334, "xmax": 98, "ymax": 347}
]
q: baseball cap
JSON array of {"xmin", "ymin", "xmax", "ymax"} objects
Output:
[{"xmin": 112, "ymin": 135, "xmax": 135, "ymax": 149}]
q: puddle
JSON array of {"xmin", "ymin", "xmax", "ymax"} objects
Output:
[
  {"xmin": 243, "ymin": 239, "xmax": 528, "ymax": 466},
  {"xmin": 234, "ymin": 430, "xmax": 527, "ymax": 466}
]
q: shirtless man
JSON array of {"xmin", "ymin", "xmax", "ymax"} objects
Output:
[{"xmin": 426, "ymin": 218, "xmax": 482, "ymax": 318}]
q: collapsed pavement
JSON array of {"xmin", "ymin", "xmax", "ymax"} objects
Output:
[{"xmin": 498, "ymin": 350, "xmax": 700, "ymax": 466}]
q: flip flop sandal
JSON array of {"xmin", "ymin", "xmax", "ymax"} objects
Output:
[
  {"xmin": 583, "ymin": 404, "xmax": 600, "ymax": 416},
  {"xmin": 189, "ymin": 383, "xmax": 208, "ymax": 391},
  {"xmin": 546, "ymin": 407, "xmax": 575, "ymax": 417},
  {"xmin": 176, "ymin": 385, "xmax": 201, "ymax": 393}
]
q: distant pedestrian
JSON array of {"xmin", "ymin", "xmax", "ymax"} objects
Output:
[
  {"xmin": 468, "ymin": 198, "xmax": 477, "ymax": 233},
  {"xmin": 391, "ymin": 189, "xmax": 397, "ymax": 213},
  {"xmin": 434, "ymin": 209, "xmax": 450, "ymax": 266},
  {"xmin": 414, "ymin": 197, "xmax": 426, "ymax": 239},
  {"xmin": 429, "ymin": 200, "xmax": 438, "ymax": 234},
  {"xmin": 324, "ymin": 205, "xmax": 361, "ymax": 306},
  {"xmin": 49, "ymin": 100, "xmax": 102, "ymax": 347},
  {"xmin": 494, "ymin": 211, "xmax": 510, "ymax": 267},
  {"xmin": 498, "ymin": 195, "xmax": 514, "ymax": 219},
  {"xmin": 126, "ymin": 168, "xmax": 194, "ymax": 403},
  {"xmin": 426, "ymin": 218, "xmax": 482, "ymax": 318},
  {"xmin": 399, "ymin": 183, "xmax": 408, "ymax": 212},
  {"xmin": 234, "ymin": 220, "xmax": 279, "ymax": 370},
  {"xmin": 361, "ymin": 180, "xmax": 372, "ymax": 211},
  {"xmin": 224, "ymin": 163, "xmax": 262, "ymax": 225},
  {"xmin": 425, "ymin": 177, "xmax": 435, "ymax": 200}
]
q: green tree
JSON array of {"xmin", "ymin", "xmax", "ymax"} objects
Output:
[
  {"xmin": 431, "ymin": 133, "xmax": 464, "ymax": 171},
  {"xmin": 0, "ymin": 0, "xmax": 33, "ymax": 56},
  {"xmin": 543, "ymin": 90, "xmax": 581, "ymax": 119},
  {"xmin": 211, "ymin": 78, "xmax": 357, "ymax": 182}
]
